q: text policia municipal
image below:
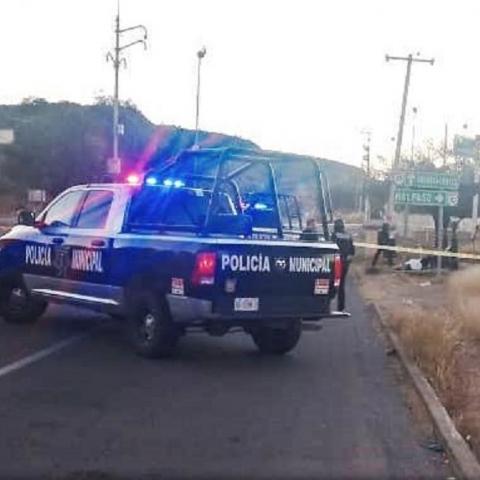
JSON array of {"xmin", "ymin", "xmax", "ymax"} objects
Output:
[{"xmin": 221, "ymin": 254, "xmax": 332, "ymax": 273}]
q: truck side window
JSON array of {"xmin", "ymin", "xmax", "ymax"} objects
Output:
[
  {"xmin": 42, "ymin": 190, "xmax": 85, "ymax": 228},
  {"xmin": 76, "ymin": 190, "xmax": 114, "ymax": 229},
  {"xmin": 163, "ymin": 191, "xmax": 210, "ymax": 226}
]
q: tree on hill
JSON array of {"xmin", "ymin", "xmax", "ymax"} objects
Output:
[
  {"xmin": 0, "ymin": 99, "xmax": 364, "ymax": 215},
  {"xmin": 0, "ymin": 100, "xmax": 255, "ymax": 199}
]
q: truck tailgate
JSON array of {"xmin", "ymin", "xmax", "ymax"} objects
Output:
[{"xmin": 211, "ymin": 242, "xmax": 339, "ymax": 317}]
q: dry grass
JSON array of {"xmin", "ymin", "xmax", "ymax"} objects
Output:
[
  {"xmin": 382, "ymin": 268, "xmax": 480, "ymax": 457},
  {"xmin": 448, "ymin": 266, "xmax": 480, "ymax": 341},
  {"xmin": 389, "ymin": 306, "xmax": 467, "ymax": 412},
  {"xmin": 357, "ymin": 265, "xmax": 480, "ymax": 457}
]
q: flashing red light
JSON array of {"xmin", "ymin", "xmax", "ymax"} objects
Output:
[
  {"xmin": 333, "ymin": 254, "xmax": 342, "ymax": 288},
  {"xmin": 126, "ymin": 173, "xmax": 141, "ymax": 185},
  {"xmin": 192, "ymin": 252, "xmax": 217, "ymax": 286}
]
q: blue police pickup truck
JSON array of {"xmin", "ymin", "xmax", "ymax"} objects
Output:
[{"xmin": 0, "ymin": 148, "xmax": 346, "ymax": 358}]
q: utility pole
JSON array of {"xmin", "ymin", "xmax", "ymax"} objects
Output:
[
  {"xmin": 106, "ymin": 1, "xmax": 147, "ymax": 178},
  {"xmin": 403, "ymin": 106, "xmax": 418, "ymax": 237},
  {"xmin": 194, "ymin": 46, "xmax": 207, "ymax": 148},
  {"xmin": 385, "ymin": 53, "xmax": 434, "ymax": 221}
]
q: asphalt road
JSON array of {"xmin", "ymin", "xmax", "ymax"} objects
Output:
[{"xmin": 0, "ymin": 281, "xmax": 450, "ymax": 480}]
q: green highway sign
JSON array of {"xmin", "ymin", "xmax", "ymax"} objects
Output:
[
  {"xmin": 393, "ymin": 171, "xmax": 459, "ymax": 191},
  {"xmin": 394, "ymin": 188, "xmax": 459, "ymax": 207}
]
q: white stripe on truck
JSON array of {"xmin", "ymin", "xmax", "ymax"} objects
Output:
[{"xmin": 116, "ymin": 233, "xmax": 338, "ymax": 250}]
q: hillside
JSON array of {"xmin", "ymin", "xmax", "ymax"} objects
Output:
[{"xmin": 0, "ymin": 99, "xmax": 363, "ymax": 211}]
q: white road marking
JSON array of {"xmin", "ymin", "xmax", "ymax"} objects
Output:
[{"xmin": 0, "ymin": 333, "xmax": 90, "ymax": 379}]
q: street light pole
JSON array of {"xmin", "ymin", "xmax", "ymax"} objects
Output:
[
  {"xmin": 106, "ymin": 2, "xmax": 147, "ymax": 178},
  {"xmin": 194, "ymin": 46, "xmax": 207, "ymax": 148},
  {"xmin": 113, "ymin": 11, "xmax": 120, "ymax": 170},
  {"xmin": 385, "ymin": 53, "xmax": 434, "ymax": 221}
]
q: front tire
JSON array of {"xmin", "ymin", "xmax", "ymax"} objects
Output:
[
  {"xmin": 251, "ymin": 320, "xmax": 302, "ymax": 355},
  {"xmin": 127, "ymin": 291, "xmax": 179, "ymax": 358},
  {"xmin": 0, "ymin": 283, "xmax": 48, "ymax": 324}
]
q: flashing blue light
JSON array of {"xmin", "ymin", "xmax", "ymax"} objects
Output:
[
  {"xmin": 253, "ymin": 202, "xmax": 268, "ymax": 210},
  {"xmin": 162, "ymin": 178, "xmax": 185, "ymax": 188},
  {"xmin": 145, "ymin": 176, "xmax": 158, "ymax": 186}
]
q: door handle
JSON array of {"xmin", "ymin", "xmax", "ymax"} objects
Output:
[
  {"xmin": 52, "ymin": 237, "xmax": 64, "ymax": 245},
  {"xmin": 91, "ymin": 239, "xmax": 106, "ymax": 248}
]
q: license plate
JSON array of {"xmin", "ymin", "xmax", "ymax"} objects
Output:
[{"xmin": 234, "ymin": 297, "xmax": 259, "ymax": 312}]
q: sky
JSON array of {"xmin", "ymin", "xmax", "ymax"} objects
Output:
[{"xmin": 1, "ymin": 0, "xmax": 480, "ymax": 169}]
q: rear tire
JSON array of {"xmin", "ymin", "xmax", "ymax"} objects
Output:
[
  {"xmin": 0, "ymin": 283, "xmax": 47, "ymax": 324},
  {"xmin": 127, "ymin": 291, "xmax": 179, "ymax": 358},
  {"xmin": 251, "ymin": 320, "xmax": 302, "ymax": 355}
]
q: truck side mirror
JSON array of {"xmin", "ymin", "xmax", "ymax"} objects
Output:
[{"xmin": 17, "ymin": 210, "xmax": 35, "ymax": 227}]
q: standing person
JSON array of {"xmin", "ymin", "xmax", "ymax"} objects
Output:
[
  {"xmin": 372, "ymin": 222, "xmax": 393, "ymax": 267},
  {"xmin": 300, "ymin": 218, "xmax": 319, "ymax": 241},
  {"xmin": 331, "ymin": 218, "xmax": 355, "ymax": 312}
]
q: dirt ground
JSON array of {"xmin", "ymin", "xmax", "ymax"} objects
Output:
[{"xmin": 353, "ymin": 259, "xmax": 480, "ymax": 461}]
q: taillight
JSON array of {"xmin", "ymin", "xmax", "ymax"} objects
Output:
[
  {"xmin": 192, "ymin": 252, "xmax": 217, "ymax": 286},
  {"xmin": 333, "ymin": 254, "xmax": 342, "ymax": 288}
]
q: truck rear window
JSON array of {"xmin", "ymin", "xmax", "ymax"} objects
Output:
[{"xmin": 127, "ymin": 186, "xmax": 236, "ymax": 229}]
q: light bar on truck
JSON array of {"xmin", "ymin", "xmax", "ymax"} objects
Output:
[
  {"xmin": 160, "ymin": 178, "xmax": 185, "ymax": 188},
  {"xmin": 145, "ymin": 176, "xmax": 158, "ymax": 186},
  {"xmin": 126, "ymin": 173, "xmax": 141, "ymax": 185}
]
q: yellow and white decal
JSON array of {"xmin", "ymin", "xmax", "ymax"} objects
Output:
[{"xmin": 171, "ymin": 277, "xmax": 184, "ymax": 296}]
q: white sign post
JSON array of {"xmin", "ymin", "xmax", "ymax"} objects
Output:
[{"xmin": 437, "ymin": 205, "xmax": 444, "ymax": 275}]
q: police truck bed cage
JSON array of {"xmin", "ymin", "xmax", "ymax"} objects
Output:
[{"xmin": 135, "ymin": 147, "xmax": 333, "ymax": 240}]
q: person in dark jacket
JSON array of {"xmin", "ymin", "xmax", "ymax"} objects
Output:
[
  {"xmin": 331, "ymin": 218, "xmax": 355, "ymax": 311},
  {"xmin": 372, "ymin": 222, "xmax": 394, "ymax": 267}
]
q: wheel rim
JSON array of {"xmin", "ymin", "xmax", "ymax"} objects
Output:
[
  {"xmin": 140, "ymin": 312, "xmax": 156, "ymax": 343},
  {"xmin": 10, "ymin": 287, "xmax": 27, "ymax": 313}
]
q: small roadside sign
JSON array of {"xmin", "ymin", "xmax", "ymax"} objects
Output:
[
  {"xmin": 107, "ymin": 157, "xmax": 121, "ymax": 175},
  {"xmin": 0, "ymin": 129, "xmax": 14, "ymax": 145},
  {"xmin": 28, "ymin": 189, "xmax": 47, "ymax": 203},
  {"xmin": 394, "ymin": 188, "xmax": 458, "ymax": 207}
]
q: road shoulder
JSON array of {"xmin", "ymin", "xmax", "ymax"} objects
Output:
[{"xmin": 354, "ymin": 266, "xmax": 480, "ymax": 480}]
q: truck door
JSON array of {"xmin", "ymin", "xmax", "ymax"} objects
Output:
[
  {"xmin": 61, "ymin": 189, "xmax": 120, "ymax": 308},
  {"xmin": 23, "ymin": 189, "xmax": 86, "ymax": 292}
]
